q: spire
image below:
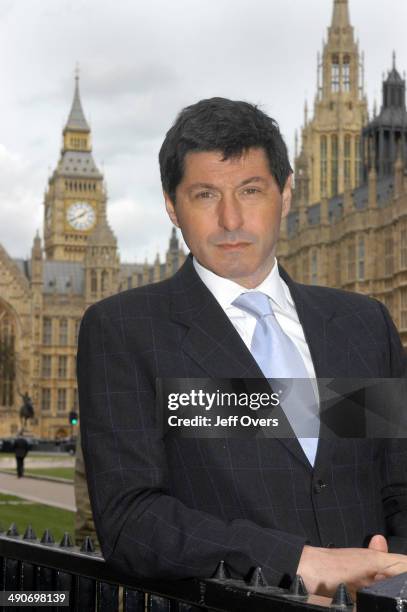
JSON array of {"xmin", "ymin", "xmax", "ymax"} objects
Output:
[
  {"xmin": 65, "ymin": 68, "xmax": 90, "ymax": 133},
  {"xmin": 331, "ymin": 0, "xmax": 350, "ymax": 29},
  {"xmin": 169, "ymin": 227, "xmax": 179, "ymax": 252}
]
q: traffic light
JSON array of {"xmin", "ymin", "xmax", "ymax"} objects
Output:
[{"xmin": 69, "ymin": 411, "xmax": 78, "ymax": 426}]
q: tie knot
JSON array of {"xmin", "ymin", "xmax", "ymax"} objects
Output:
[{"xmin": 233, "ymin": 291, "xmax": 273, "ymax": 319}]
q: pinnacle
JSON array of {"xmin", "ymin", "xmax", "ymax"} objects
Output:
[
  {"xmin": 331, "ymin": 0, "xmax": 351, "ymax": 30},
  {"xmin": 65, "ymin": 73, "xmax": 90, "ymax": 133}
]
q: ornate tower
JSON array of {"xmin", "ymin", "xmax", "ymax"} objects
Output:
[
  {"xmin": 294, "ymin": 0, "xmax": 368, "ymax": 205},
  {"xmin": 44, "ymin": 73, "xmax": 106, "ymax": 261},
  {"xmin": 362, "ymin": 53, "xmax": 407, "ymax": 181}
]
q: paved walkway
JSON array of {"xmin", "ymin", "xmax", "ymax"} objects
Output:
[{"xmin": 0, "ymin": 472, "xmax": 75, "ymax": 512}]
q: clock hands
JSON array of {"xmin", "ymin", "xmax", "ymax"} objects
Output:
[{"xmin": 69, "ymin": 210, "xmax": 88, "ymax": 222}]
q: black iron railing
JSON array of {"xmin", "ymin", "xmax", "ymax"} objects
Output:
[{"xmin": 1, "ymin": 524, "xmax": 406, "ymax": 611}]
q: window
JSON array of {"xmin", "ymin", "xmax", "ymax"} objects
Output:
[
  {"xmin": 91, "ymin": 270, "xmax": 97, "ymax": 293},
  {"xmin": 347, "ymin": 243, "xmax": 355, "ymax": 281},
  {"xmin": 358, "ymin": 236, "xmax": 365, "ymax": 281},
  {"xmin": 41, "ymin": 355, "xmax": 52, "ymax": 378},
  {"xmin": 41, "ymin": 388, "xmax": 51, "ymax": 411},
  {"xmin": 385, "ymin": 238, "xmax": 394, "ymax": 276},
  {"xmin": 0, "ymin": 306, "xmax": 15, "ymax": 407},
  {"xmin": 59, "ymin": 318, "xmax": 68, "ymax": 346},
  {"xmin": 57, "ymin": 389, "xmax": 67, "ymax": 413},
  {"xmin": 331, "ymin": 55, "xmax": 340, "ymax": 92},
  {"xmin": 331, "ymin": 135, "xmax": 338, "ymax": 195},
  {"xmin": 401, "ymin": 230, "xmax": 407, "ymax": 268},
  {"xmin": 311, "ymin": 251, "xmax": 318, "ymax": 285},
  {"xmin": 320, "ymin": 135, "xmax": 327, "ymax": 197},
  {"xmin": 343, "ymin": 56, "xmax": 350, "ymax": 92},
  {"xmin": 344, "ymin": 135, "xmax": 351, "ymax": 188},
  {"xmin": 101, "ymin": 270, "xmax": 108, "ymax": 292},
  {"xmin": 43, "ymin": 318, "xmax": 52, "ymax": 345},
  {"xmin": 58, "ymin": 356, "xmax": 67, "ymax": 379},
  {"xmin": 354, "ymin": 137, "xmax": 361, "ymax": 186}
]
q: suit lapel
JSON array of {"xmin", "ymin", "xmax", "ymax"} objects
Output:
[
  {"xmin": 170, "ymin": 255, "xmax": 339, "ymax": 469},
  {"xmin": 170, "ymin": 255, "xmax": 263, "ymax": 379}
]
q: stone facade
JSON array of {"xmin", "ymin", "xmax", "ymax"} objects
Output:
[
  {"xmin": 0, "ymin": 78, "xmax": 185, "ymax": 438},
  {"xmin": 279, "ymin": 0, "xmax": 407, "ymax": 349}
]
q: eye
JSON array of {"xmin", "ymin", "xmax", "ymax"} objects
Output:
[
  {"xmin": 196, "ymin": 191, "xmax": 214, "ymax": 199},
  {"xmin": 242, "ymin": 187, "xmax": 261, "ymax": 195}
]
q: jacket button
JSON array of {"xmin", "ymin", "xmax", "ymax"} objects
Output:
[{"xmin": 313, "ymin": 479, "xmax": 328, "ymax": 494}]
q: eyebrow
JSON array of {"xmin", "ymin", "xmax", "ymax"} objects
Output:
[{"xmin": 188, "ymin": 176, "xmax": 268, "ymax": 191}]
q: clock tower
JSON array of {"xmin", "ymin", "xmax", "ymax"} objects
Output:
[{"xmin": 44, "ymin": 73, "xmax": 106, "ymax": 261}]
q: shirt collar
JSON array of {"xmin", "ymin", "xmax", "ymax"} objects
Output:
[{"xmin": 192, "ymin": 255, "xmax": 292, "ymax": 312}]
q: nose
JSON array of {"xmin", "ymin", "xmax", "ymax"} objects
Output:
[{"xmin": 217, "ymin": 193, "xmax": 244, "ymax": 231}]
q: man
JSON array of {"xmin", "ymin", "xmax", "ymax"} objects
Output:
[
  {"xmin": 77, "ymin": 97, "xmax": 407, "ymax": 597},
  {"xmin": 13, "ymin": 433, "xmax": 29, "ymax": 478}
]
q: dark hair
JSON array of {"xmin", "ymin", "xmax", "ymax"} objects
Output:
[{"xmin": 159, "ymin": 97, "xmax": 292, "ymax": 202}]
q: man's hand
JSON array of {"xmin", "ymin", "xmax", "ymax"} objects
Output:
[{"xmin": 297, "ymin": 535, "xmax": 407, "ymax": 598}]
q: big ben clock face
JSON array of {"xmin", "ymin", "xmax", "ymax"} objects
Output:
[{"xmin": 66, "ymin": 202, "xmax": 96, "ymax": 231}]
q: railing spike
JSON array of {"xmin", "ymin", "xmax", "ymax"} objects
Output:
[
  {"xmin": 289, "ymin": 574, "xmax": 308, "ymax": 597},
  {"xmin": 246, "ymin": 566, "xmax": 268, "ymax": 588},
  {"xmin": 211, "ymin": 560, "xmax": 231, "ymax": 581},
  {"xmin": 331, "ymin": 583, "xmax": 353, "ymax": 608},
  {"xmin": 59, "ymin": 532, "xmax": 74, "ymax": 548},
  {"xmin": 40, "ymin": 529, "xmax": 55, "ymax": 545},
  {"xmin": 7, "ymin": 523, "xmax": 19, "ymax": 537},
  {"xmin": 80, "ymin": 536, "xmax": 95, "ymax": 553},
  {"xmin": 23, "ymin": 524, "xmax": 37, "ymax": 540}
]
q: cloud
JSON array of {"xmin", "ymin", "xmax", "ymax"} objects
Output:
[{"xmin": 0, "ymin": 144, "xmax": 42, "ymax": 258}]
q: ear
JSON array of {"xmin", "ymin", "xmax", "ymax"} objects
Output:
[
  {"xmin": 164, "ymin": 192, "xmax": 180, "ymax": 228},
  {"xmin": 281, "ymin": 173, "xmax": 292, "ymax": 219}
]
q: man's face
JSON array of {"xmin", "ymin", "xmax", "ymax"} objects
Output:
[{"xmin": 164, "ymin": 147, "xmax": 292, "ymax": 288}]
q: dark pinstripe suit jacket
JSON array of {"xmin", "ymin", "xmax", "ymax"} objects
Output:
[{"xmin": 77, "ymin": 253, "xmax": 407, "ymax": 587}]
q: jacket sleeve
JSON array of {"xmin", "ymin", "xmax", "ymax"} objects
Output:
[
  {"xmin": 77, "ymin": 300, "xmax": 307, "ymax": 586},
  {"xmin": 375, "ymin": 300, "xmax": 407, "ymax": 553}
]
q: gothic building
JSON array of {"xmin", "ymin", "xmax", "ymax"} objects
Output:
[
  {"xmin": 279, "ymin": 0, "xmax": 407, "ymax": 348},
  {"xmin": 0, "ymin": 77, "xmax": 185, "ymax": 438}
]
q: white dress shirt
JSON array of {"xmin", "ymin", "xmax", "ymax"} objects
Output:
[
  {"xmin": 193, "ymin": 256, "xmax": 320, "ymax": 465},
  {"xmin": 192, "ymin": 256, "xmax": 317, "ymax": 381}
]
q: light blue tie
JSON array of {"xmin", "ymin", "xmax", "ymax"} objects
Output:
[{"xmin": 233, "ymin": 291, "xmax": 319, "ymax": 466}]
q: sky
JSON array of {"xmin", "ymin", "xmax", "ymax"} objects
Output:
[{"xmin": 0, "ymin": 0, "xmax": 406, "ymax": 263}]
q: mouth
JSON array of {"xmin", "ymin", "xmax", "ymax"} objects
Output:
[{"xmin": 217, "ymin": 242, "xmax": 251, "ymax": 250}]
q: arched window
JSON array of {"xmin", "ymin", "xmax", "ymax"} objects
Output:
[
  {"xmin": 343, "ymin": 55, "xmax": 350, "ymax": 92},
  {"xmin": 91, "ymin": 270, "xmax": 97, "ymax": 294},
  {"xmin": 311, "ymin": 250, "xmax": 318, "ymax": 285},
  {"xmin": 354, "ymin": 137, "xmax": 361, "ymax": 185},
  {"xmin": 320, "ymin": 135, "xmax": 327, "ymax": 197},
  {"xmin": 331, "ymin": 55, "xmax": 340, "ymax": 92},
  {"xmin": 344, "ymin": 134, "xmax": 351, "ymax": 188},
  {"xmin": 0, "ymin": 305, "xmax": 16, "ymax": 407},
  {"xmin": 331, "ymin": 135, "xmax": 338, "ymax": 195},
  {"xmin": 101, "ymin": 270, "xmax": 108, "ymax": 293},
  {"xmin": 59, "ymin": 318, "xmax": 68, "ymax": 346}
]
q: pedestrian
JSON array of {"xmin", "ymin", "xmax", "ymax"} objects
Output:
[{"xmin": 13, "ymin": 434, "xmax": 29, "ymax": 478}]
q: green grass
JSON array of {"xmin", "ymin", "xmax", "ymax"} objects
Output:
[
  {"xmin": 1, "ymin": 467, "xmax": 74, "ymax": 481},
  {"xmin": 0, "ymin": 493, "xmax": 75, "ymax": 541},
  {"xmin": 25, "ymin": 467, "xmax": 74, "ymax": 481}
]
